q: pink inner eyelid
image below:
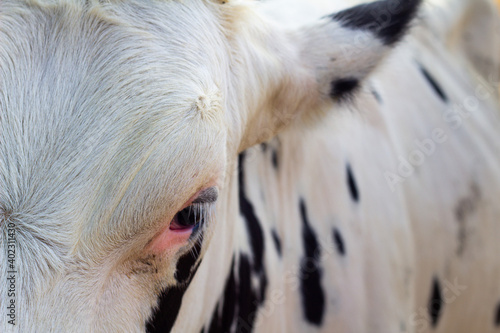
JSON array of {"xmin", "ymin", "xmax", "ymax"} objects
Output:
[
  {"xmin": 156, "ymin": 185, "xmax": 218, "ymax": 233},
  {"xmin": 145, "ymin": 185, "xmax": 217, "ymax": 253}
]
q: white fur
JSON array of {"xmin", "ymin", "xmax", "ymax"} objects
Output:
[{"xmin": 0, "ymin": 0, "xmax": 499, "ymax": 332}]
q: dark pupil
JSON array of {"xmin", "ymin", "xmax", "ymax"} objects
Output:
[{"xmin": 177, "ymin": 207, "xmax": 202, "ymax": 227}]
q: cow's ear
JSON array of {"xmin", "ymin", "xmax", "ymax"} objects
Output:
[{"xmin": 236, "ymin": 0, "xmax": 422, "ymax": 151}]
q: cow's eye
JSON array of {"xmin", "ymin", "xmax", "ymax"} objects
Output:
[
  {"xmin": 176, "ymin": 205, "xmax": 202, "ymax": 227},
  {"xmin": 170, "ymin": 187, "xmax": 218, "ymax": 231},
  {"xmin": 170, "ymin": 202, "xmax": 213, "ymax": 231}
]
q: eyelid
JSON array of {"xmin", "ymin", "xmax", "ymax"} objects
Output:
[{"xmin": 192, "ymin": 186, "xmax": 218, "ymax": 204}]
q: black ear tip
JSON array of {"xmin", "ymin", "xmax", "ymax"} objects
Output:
[{"xmin": 330, "ymin": 0, "xmax": 423, "ymax": 45}]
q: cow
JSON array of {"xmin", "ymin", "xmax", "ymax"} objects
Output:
[{"xmin": 1, "ymin": 0, "xmax": 500, "ymax": 332}]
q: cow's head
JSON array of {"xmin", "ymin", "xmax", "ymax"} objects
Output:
[{"xmin": 0, "ymin": 0, "xmax": 420, "ymax": 331}]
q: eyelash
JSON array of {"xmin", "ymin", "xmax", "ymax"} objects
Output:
[{"xmin": 171, "ymin": 202, "xmax": 214, "ymax": 230}]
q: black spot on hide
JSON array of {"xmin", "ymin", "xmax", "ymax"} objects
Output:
[
  {"xmin": 272, "ymin": 229, "xmax": 282, "ymax": 257},
  {"xmin": 272, "ymin": 149, "xmax": 279, "ymax": 170},
  {"xmin": 495, "ymin": 302, "xmax": 500, "ymax": 326},
  {"xmin": 346, "ymin": 164, "xmax": 360, "ymax": 203},
  {"xmin": 330, "ymin": 77, "xmax": 359, "ymax": 101},
  {"xmin": 333, "ymin": 228, "xmax": 346, "ymax": 256},
  {"xmin": 207, "ymin": 254, "xmax": 267, "ymax": 333},
  {"xmin": 428, "ymin": 278, "xmax": 443, "ymax": 328},
  {"xmin": 419, "ymin": 65, "xmax": 448, "ymax": 103},
  {"xmin": 205, "ymin": 153, "xmax": 271, "ymax": 333},
  {"xmin": 238, "ymin": 153, "xmax": 265, "ymax": 272},
  {"xmin": 299, "ymin": 199, "xmax": 326, "ymax": 326},
  {"xmin": 175, "ymin": 238, "xmax": 203, "ymax": 284},
  {"xmin": 146, "ymin": 253, "xmax": 203, "ymax": 333}
]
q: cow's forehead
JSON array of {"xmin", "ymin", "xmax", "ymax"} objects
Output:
[{"xmin": 0, "ymin": 0, "xmax": 227, "ymax": 235}]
